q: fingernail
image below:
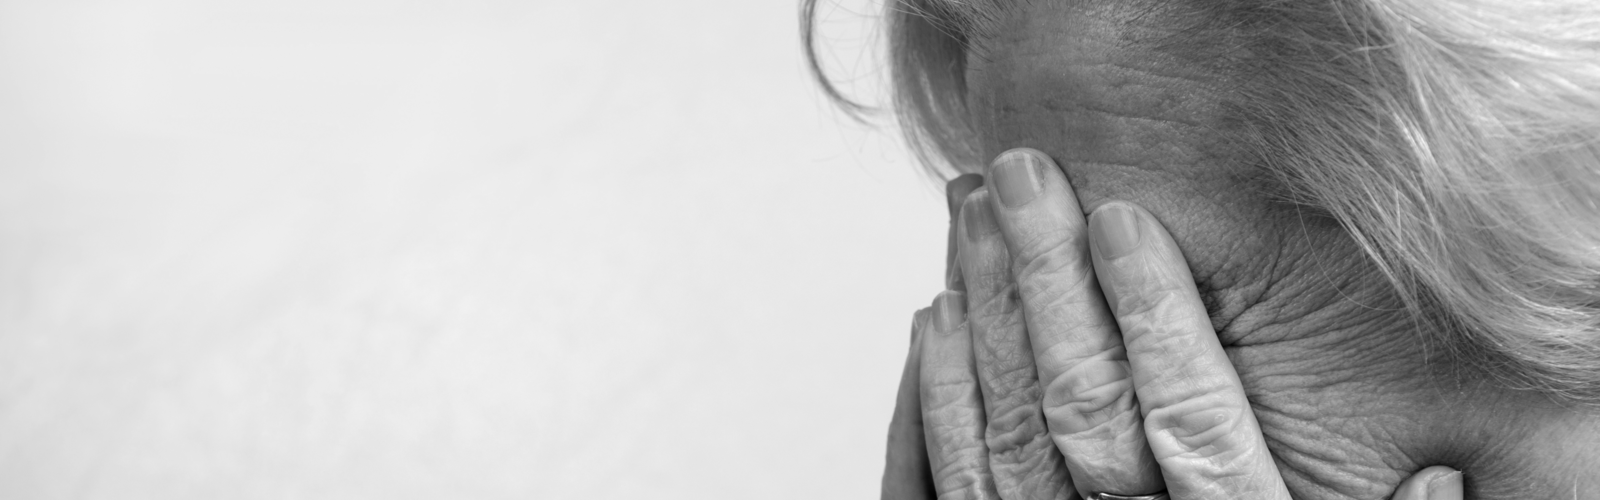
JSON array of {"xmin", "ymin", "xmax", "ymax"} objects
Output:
[
  {"xmin": 1427, "ymin": 471, "xmax": 1463, "ymax": 500},
  {"xmin": 962, "ymin": 191, "xmax": 999, "ymax": 242},
  {"xmin": 946, "ymin": 174, "xmax": 985, "ymax": 220},
  {"xmin": 934, "ymin": 291, "xmax": 966, "ymax": 333},
  {"xmin": 992, "ymin": 150, "xmax": 1042, "ymax": 208},
  {"xmin": 1091, "ymin": 204, "xmax": 1142, "ymax": 260}
]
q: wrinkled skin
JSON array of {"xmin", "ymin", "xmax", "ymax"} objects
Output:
[
  {"xmin": 887, "ymin": 157, "xmax": 1463, "ymax": 500},
  {"xmin": 892, "ymin": 0, "xmax": 1600, "ymax": 499}
]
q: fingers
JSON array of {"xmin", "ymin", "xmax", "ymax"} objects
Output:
[
  {"xmin": 1087, "ymin": 202, "xmax": 1290, "ymax": 500},
  {"xmin": 911, "ymin": 173, "xmax": 984, "ymax": 500},
  {"xmin": 884, "ymin": 308, "xmax": 937, "ymax": 500},
  {"xmin": 947, "ymin": 175, "xmax": 986, "ymax": 290},
  {"xmin": 922, "ymin": 291, "xmax": 1001, "ymax": 500},
  {"xmin": 984, "ymin": 149, "xmax": 1164, "ymax": 498},
  {"xmin": 1392, "ymin": 467, "xmax": 1463, "ymax": 500},
  {"xmin": 957, "ymin": 190, "xmax": 1075, "ymax": 500}
]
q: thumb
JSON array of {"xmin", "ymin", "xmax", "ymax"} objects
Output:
[{"xmin": 1392, "ymin": 466, "xmax": 1463, "ymax": 500}]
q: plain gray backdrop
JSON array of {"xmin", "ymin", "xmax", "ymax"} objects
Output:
[{"xmin": 0, "ymin": 0, "xmax": 946, "ymax": 498}]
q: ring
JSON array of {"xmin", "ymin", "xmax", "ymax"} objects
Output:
[{"xmin": 1092, "ymin": 492, "xmax": 1170, "ymax": 500}]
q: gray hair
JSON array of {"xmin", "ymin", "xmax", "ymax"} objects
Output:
[{"xmin": 802, "ymin": 0, "xmax": 1600, "ymax": 404}]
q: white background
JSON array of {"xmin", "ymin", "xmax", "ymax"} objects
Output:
[{"xmin": 0, "ymin": 1, "xmax": 948, "ymax": 498}]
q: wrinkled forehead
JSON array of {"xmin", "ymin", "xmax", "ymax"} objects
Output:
[
  {"xmin": 901, "ymin": 0, "xmax": 1251, "ymax": 61},
  {"xmin": 912, "ymin": 0, "xmax": 1267, "ymax": 177},
  {"xmin": 885, "ymin": 0, "xmax": 1337, "ymax": 177}
]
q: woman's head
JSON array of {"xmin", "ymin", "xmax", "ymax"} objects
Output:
[{"xmin": 806, "ymin": 0, "xmax": 1600, "ymax": 405}]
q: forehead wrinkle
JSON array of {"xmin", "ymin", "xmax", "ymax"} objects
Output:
[{"xmin": 961, "ymin": 2, "xmax": 1251, "ymax": 172}]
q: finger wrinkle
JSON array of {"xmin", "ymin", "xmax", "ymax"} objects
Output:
[
  {"xmin": 924, "ymin": 379, "xmax": 984, "ymax": 399},
  {"xmin": 961, "ymin": 251, "xmax": 1011, "ymax": 286},
  {"xmin": 1030, "ymin": 331, "xmax": 1120, "ymax": 378},
  {"xmin": 1043, "ymin": 365, "xmax": 1139, "ymax": 433},
  {"xmin": 932, "ymin": 458, "xmax": 990, "ymax": 484},
  {"xmin": 1000, "ymin": 471, "xmax": 1075, "ymax": 500},
  {"xmin": 1047, "ymin": 402, "xmax": 1145, "ymax": 446},
  {"xmin": 1168, "ymin": 468, "xmax": 1272, "ymax": 500},
  {"xmin": 985, "ymin": 399, "xmax": 1048, "ymax": 438},
  {"xmin": 970, "ymin": 287, "xmax": 1024, "ymax": 323},
  {"xmin": 961, "ymin": 243, "xmax": 1014, "ymax": 284},
  {"xmin": 1120, "ymin": 324, "xmax": 1228, "ymax": 384},
  {"xmin": 1110, "ymin": 286, "xmax": 1187, "ymax": 326},
  {"xmin": 931, "ymin": 465, "xmax": 999, "ymax": 500},
  {"xmin": 1016, "ymin": 269, "xmax": 1097, "ymax": 306},
  {"xmin": 1013, "ymin": 247, "xmax": 1097, "ymax": 295},
  {"xmin": 1035, "ymin": 338, "xmax": 1124, "ymax": 370},
  {"xmin": 1144, "ymin": 395, "xmax": 1253, "ymax": 460},
  {"xmin": 986, "ymin": 426, "xmax": 1062, "ymax": 470},
  {"xmin": 1027, "ymin": 326, "xmax": 1125, "ymax": 372},
  {"xmin": 973, "ymin": 319, "xmax": 1029, "ymax": 349},
  {"xmin": 1018, "ymin": 284, "xmax": 1106, "ymax": 329},
  {"xmin": 926, "ymin": 401, "xmax": 986, "ymax": 424},
  {"xmin": 964, "ymin": 266, "xmax": 1015, "ymax": 292},
  {"xmin": 1144, "ymin": 380, "xmax": 1250, "ymax": 418},
  {"xmin": 1006, "ymin": 227, "xmax": 1089, "ymax": 266},
  {"xmin": 1056, "ymin": 365, "xmax": 1136, "ymax": 412},
  {"xmin": 1121, "ymin": 322, "xmax": 1204, "ymax": 356},
  {"xmin": 1011, "ymin": 251, "xmax": 1100, "ymax": 294},
  {"xmin": 977, "ymin": 362, "xmax": 1038, "ymax": 396},
  {"xmin": 994, "ymin": 461, "xmax": 1075, "ymax": 500},
  {"xmin": 1129, "ymin": 359, "xmax": 1242, "ymax": 407}
]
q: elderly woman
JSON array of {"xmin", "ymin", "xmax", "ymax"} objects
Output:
[{"xmin": 804, "ymin": 0, "xmax": 1600, "ymax": 499}]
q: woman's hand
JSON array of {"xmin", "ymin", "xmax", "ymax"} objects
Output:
[
  {"xmin": 882, "ymin": 174, "xmax": 985, "ymax": 500},
  {"xmin": 882, "ymin": 149, "xmax": 1465, "ymax": 500}
]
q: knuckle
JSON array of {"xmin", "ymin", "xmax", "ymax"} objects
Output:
[
  {"xmin": 1011, "ymin": 231, "xmax": 1090, "ymax": 282},
  {"xmin": 985, "ymin": 417, "xmax": 1058, "ymax": 468},
  {"xmin": 1143, "ymin": 393, "xmax": 1252, "ymax": 462},
  {"xmin": 983, "ymin": 401, "xmax": 1042, "ymax": 448},
  {"xmin": 1040, "ymin": 358, "xmax": 1139, "ymax": 436},
  {"xmin": 991, "ymin": 436, "xmax": 1073, "ymax": 500}
]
